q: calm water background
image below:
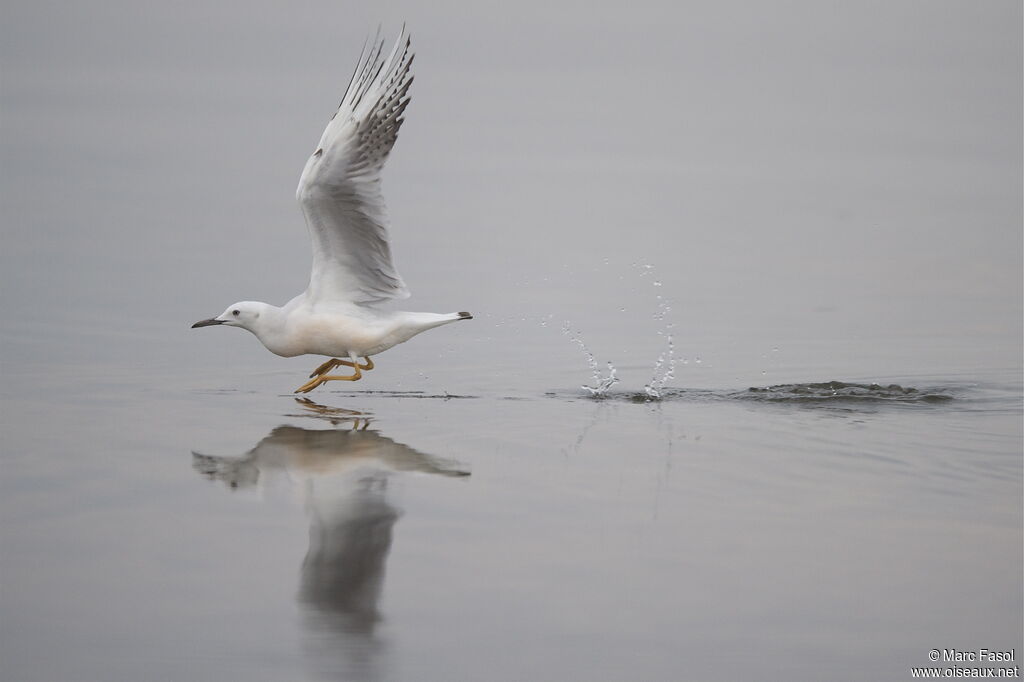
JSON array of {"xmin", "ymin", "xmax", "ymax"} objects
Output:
[{"xmin": 2, "ymin": 2, "xmax": 1021, "ymax": 680}]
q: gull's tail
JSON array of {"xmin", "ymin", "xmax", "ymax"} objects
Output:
[{"xmin": 389, "ymin": 311, "xmax": 473, "ymax": 347}]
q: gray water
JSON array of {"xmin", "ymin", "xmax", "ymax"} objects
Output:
[{"xmin": 2, "ymin": 2, "xmax": 1022, "ymax": 681}]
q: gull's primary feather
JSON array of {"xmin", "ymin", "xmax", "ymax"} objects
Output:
[{"xmin": 296, "ymin": 27, "xmax": 414, "ymax": 305}]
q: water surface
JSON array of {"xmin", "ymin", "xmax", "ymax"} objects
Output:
[{"xmin": 2, "ymin": 1, "xmax": 1021, "ymax": 680}]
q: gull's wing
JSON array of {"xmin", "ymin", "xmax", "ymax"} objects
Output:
[{"xmin": 296, "ymin": 29, "xmax": 414, "ymax": 305}]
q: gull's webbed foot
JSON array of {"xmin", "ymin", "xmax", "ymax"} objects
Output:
[{"xmin": 295, "ymin": 376, "xmax": 322, "ymax": 393}]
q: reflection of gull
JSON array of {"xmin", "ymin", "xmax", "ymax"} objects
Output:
[
  {"xmin": 192, "ymin": 404, "xmax": 468, "ymax": 680},
  {"xmin": 190, "ymin": 28, "xmax": 472, "ymax": 393},
  {"xmin": 193, "ymin": 425, "xmax": 469, "ymax": 483},
  {"xmin": 302, "ymin": 472, "xmax": 395, "ymax": 681}
]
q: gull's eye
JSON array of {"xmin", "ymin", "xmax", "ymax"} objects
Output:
[{"xmin": 232, "ymin": 310, "xmax": 240, "ymax": 316}]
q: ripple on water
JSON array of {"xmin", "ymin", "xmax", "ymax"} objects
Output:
[
  {"xmin": 560, "ymin": 380, "xmax": 959, "ymax": 407},
  {"xmin": 736, "ymin": 381, "xmax": 954, "ymax": 404}
]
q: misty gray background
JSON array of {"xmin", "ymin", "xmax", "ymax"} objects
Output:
[
  {"xmin": 1, "ymin": 2, "xmax": 1021, "ymax": 681},
  {"xmin": 2, "ymin": 0, "xmax": 1020, "ymax": 389}
]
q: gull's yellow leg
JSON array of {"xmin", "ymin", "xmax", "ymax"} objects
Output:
[
  {"xmin": 309, "ymin": 358, "xmax": 352, "ymax": 378},
  {"xmin": 309, "ymin": 356, "xmax": 374, "ymax": 378},
  {"xmin": 295, "ymin": 364, "xmax": 363, "ymax": 393},
  {"xmin": 309, "ymin": 358, "xmax": 340, "ymax": 377}
]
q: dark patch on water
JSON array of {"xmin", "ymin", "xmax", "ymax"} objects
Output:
[
  {"xmin": 557, "ymin": 380, "xmax": 956, "ymax": 407},
  {"xmin": 735, "ymin": 381, "xmax": 954, "ymax": 404}
]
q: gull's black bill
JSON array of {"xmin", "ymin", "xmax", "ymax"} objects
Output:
[{"xmin": 191, "ymin": 318, "xmax": 225, "ymax": 328}]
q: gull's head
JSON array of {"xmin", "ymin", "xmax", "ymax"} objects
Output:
[{"xmin": 192, "ymin": 301, "xmax": 264, "ymax": 331}]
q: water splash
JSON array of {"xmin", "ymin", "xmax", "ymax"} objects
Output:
[
  {"xmin": 583, "ymin": 362, "xmax": 619, "ymax": 397},
  {"xmin": 643, "ymin": 270, "xmax": 677, "ymax": 400},
  {"xmin": 562, "ymin": 321, "xmax": 619, "ymax": 396},
  {"xmin": 556, "ymin": 261, "xmax": 685, "ymax": 398},
  {"xmin": 643, "ymin": 339, "xmax": 675, "ymax": 399}
]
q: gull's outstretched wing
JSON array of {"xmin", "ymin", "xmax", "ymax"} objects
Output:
[{"xmin": 296, "ymin": 29, "xmax": 413, "ymax": 305}]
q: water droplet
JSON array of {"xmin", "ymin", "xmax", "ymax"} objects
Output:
[
  {"xmin": 695, "ymin": 356, "xmax": 702, "ymax": 364},
  {"xmin": 619, "ymin": 307, "xmax": 626, "ymax": 312},
  {"xmin": 653, "ymin": 280, "xmax": 662, "ymax": 287}
]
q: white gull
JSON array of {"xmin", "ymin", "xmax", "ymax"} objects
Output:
[{"xmin": 192, "ymin": 28, "xmax": 472, "ymax": 393}]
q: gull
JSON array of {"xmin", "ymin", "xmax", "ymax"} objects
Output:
[{"xmin": 192, "ymin": 28, "xmax": 472, "ymax": 393}]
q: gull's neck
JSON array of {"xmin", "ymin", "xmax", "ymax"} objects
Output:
[{"xmin": 246, "ymin": 302, "xmax": 289, "ymax": 354}]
